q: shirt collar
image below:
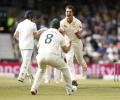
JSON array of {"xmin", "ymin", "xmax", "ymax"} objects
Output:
[{"xmin": 65, "ymin": 16, "xmax": 75, "ymax": 25}]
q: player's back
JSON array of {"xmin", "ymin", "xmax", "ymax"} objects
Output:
[
  {"xmin": 38, "ymin": 28, "xmax": 64, "ymax": 55},
  {"xmin": 17, "ymin": 19, "xmax": 36, "ymax": 49}
]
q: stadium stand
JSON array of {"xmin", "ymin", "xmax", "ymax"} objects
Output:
[
  {"xmin": 0, "ymin": 0, "xmax": 120, "ymax": 64},
  {"xmin": 0, "ymin": 34, "xmax": 15, "ymax": 61}
]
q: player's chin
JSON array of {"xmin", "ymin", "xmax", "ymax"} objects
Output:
[
  {"xmin": 67, "ymin": 16, "xmax": 72, "ymax": 19},
  {"xmin": 66, "ymin": 15, "xmax": 70, "ymax": 18}
]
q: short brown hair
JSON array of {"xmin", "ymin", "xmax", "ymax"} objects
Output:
[{"xmin": 65, "ymin": 5, "xmax": 75, "ymax": 12}]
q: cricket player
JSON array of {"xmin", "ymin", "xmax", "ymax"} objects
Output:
[
  {"xmin": 14, "ymin": 10, "xmax": 40, "ymax": 82},
  {"xmin": 60, "ymin": 5, "xmax": 87, "ymax": 86},
  {"xmin": 31, "ymin": 18, "xmax": 77, "ymax": 95}
]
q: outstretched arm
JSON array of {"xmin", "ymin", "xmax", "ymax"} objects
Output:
[{"xmin": 33, "ymin": 27, "xmax": 47, "ymax": 40}]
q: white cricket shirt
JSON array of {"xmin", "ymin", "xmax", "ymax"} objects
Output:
[
  {"xmin": 60, "ymin": 16, "xmax": 82, "ymax": 43},
  {"xmin": 38, "ymin": 28, "xmax": 66, "ymax": 55},
  {"xmin": 15, "ymin": 19, "xmax": 37, "ymax": 49}
]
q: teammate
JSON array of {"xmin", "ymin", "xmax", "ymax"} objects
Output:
[
  {"xmin": 60, "ymin": 5, "xmax": 87, "ymax": 86},
  {"xmin": 30, "ymin": 18, "xmax": 77, "ymax": 95},
  {"xmin": 14, "ymin": 10, "xmax": 40, "ymax": 82}
]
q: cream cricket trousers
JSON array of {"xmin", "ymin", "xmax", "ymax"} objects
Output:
[
  {"xmin": 18, "ymin": 49, "xmax": 33, "ymax": 79},
  {"xmin": 65, "ymin": 40, "xmax": 87, "ymax": 80},
  {"xmin": 31, "ymin": 52, "xmax": 73, "ymax": 91}
]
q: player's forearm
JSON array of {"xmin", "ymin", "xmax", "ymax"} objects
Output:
[
  {"xmin": 58, "ymin": 28, "xmax": 66, "ymax": 36},
  {"xmin": 33, "ymin": 32, "xmax": 41, "ymax": 40},
  {"xmin": 75, "ymin": 31, "xmax": 81, "ymax": 39},
  {"xmin": 62, "ymin": 41, "xmax": 71, "ymax": 53},
  {"xmin": 67, "ymin": 41, "xmax": 72, "ymax": 52}
]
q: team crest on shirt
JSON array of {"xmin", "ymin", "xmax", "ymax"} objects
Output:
[{"xmin": 72, "ymin": 22, "xmax": 76, "ymax": 27}]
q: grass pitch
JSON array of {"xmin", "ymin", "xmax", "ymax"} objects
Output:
[{"xmin": 0, "ymin": 78, "xmax": 120, "ymax": 100}]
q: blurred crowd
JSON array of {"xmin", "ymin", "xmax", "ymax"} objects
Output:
[{"xmin": 0, "ymin": 0, "xmax": 120, "ymax": 64}]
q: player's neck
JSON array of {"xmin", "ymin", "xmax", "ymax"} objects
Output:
[{"xmin": 67, "ymin": 17, "xmax": 73, "ymax": 24}]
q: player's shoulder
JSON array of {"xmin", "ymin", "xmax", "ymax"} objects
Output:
[
  {"xmin": 29, "ymin": 20, "xmax": 36, "ymax": 26},
  {"xmin": 25, "ymin": 19, "xmax": 35, "ymax": 25},
  {"xmin": 18, "ymin": 19, "xmax": 28, "ymax": 25},
  {"xmin": 17, "ymin": 21, "xmax": 23, "ymax": 27},
  {"xmin": 74, "ymin": 17, "xmax": 82, "ymax": 25},
  {"xmin": 60, "ymin": 18, "xmax": 66, "ymax": 24}
]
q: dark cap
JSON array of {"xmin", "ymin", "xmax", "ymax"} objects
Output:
[
  {"xmin": 51, "ymin": 18, "xmax": 60, "ymax": 29},
  {"xmin": 24, "ymin": 10, "xmax": 34, "ymax": 19}
]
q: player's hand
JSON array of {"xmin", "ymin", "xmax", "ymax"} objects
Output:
[
  {"xmin": 69, "ymin": 37, "xmax": 76, "ymax": 46},
  {"xmin": 58, "ymin": 28, "xmax": 66, "ymax": 36},
  {"xmin": 69, "ymin": 37, "xmax": 76, "ymax": 43},
  {"xmin": 74, "ymin": 28, "xmax": 81, "ymax": 39},
  {"xmin": 75, "ymin": 31, "xmax": 81, "ymax": 39}
]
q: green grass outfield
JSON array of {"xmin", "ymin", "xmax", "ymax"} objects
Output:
[{"xmin": 0, "ymin": 78, "xmax": 120, "ymax": 100}]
